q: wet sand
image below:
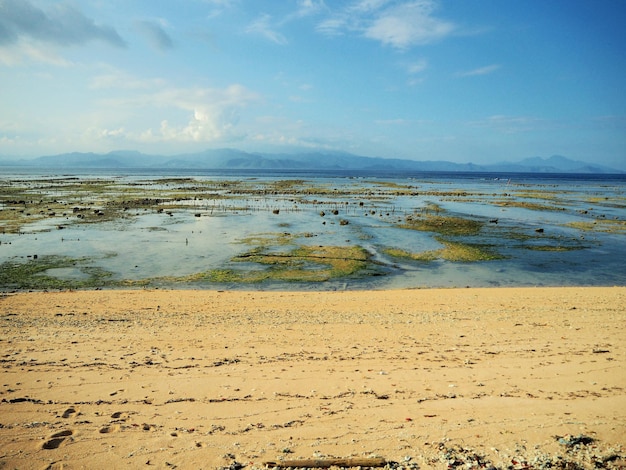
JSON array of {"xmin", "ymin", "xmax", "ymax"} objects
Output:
[{"xmin": 1, "ymin": 287, "xmax": 625, "ymax": 469}]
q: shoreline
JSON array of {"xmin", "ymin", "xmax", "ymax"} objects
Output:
[{"xmin": 1, "ymin": 286, "xmax": 625, "ymax": 469}]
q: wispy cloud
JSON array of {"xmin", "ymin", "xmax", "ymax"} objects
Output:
[
  {"xmin": 245, "ymin": 14, "xmax": 288, "ymax": 45},
  {"xmin": 89, "ymin": 67, "xmax": 167, "ymax": 90},
  {"xmin": 202, "ymin": 0, "xmax": 237, "ymax": 18},
  {"xmin": 243, "ymin": 1, "xmax": 326, "ymax": 44},
  {"xmin": 292, "ymin": 0, "xmax": 328, "ymax": 19},
  {"xmin": 405, "ymin": 58, "xmax": 428, "ymax": 85},
  {"xmin": 248, "ymin": 120, "xmax": 340, "ymax": 153},
  {"xmin": 317, "ymin": 0, "xmax": 455, "ymax": 49},
  {"xmin": 135, "ymin": 20, "xmax": 174, "ymax": 52},
  {"xmin": 457, "ymin": 64, "xmax": 500, "ymax": 77},
  {"xmin": 407, "ymin": 59, "xmax": 428, "ymax": 74},
  {"xmin": 468, "ymin": 115, "xmax": 547, "ymax": 134},
  {"xmin": 591, "ymin": 115, "xmax": 626, "ymax": 129},
  {"xmin": 0, "ymin": 41, "xmax": 71, "ymax": 66},
  {"xmin": 316, "ymin": 17, "xmax": 347, "ymax": 36},
  {"xmin": 375, "ymin": 118, "xmax": 408, "ymax": 125},
  {"xmin": 349, "ymin": 0, "xmax": 393, "ymax": 14},
  {"xmin": 202, "ymin": 0, "xmax": 237, "ymax": 6},
  {"xmin": 0, "ymin": 0, "xmax": 126, "ymax": 48}
]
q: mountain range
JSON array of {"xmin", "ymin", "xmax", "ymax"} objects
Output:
[{"xmin": 0, "ymin": 149, "xmax": 622, "ymax": 174}]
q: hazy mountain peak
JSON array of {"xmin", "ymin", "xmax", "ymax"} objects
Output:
[{"xmin": 1, "ymin": 149, "xmax": 623, "ymax": 174}]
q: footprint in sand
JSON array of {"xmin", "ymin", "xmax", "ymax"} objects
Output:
[
  {"xmin": 61, "ymin": 407, "xmax": 78, "ymax": 418},
  {"xmin": 44, "ymin": 462, "xmax": 64, "ymax": 470},
  {"xmin": 42, "ymin": 430, "xmax": 74, "ymax": 450},
  {"xmin": 99, "ymin": 424, "xmax": 120, "ymax": 434}
]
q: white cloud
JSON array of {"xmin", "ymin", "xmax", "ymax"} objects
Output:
[
  {"xmin": 317, "ymin": 0, "xmax": 455, "ymax": 48},
  {"xmin": 157, "ymin": 106, "xmax": 236, "ymax": 142},
  {"xmin": 90, "ymin": 127, "xmax": 126, "ymax": 139},
  {"xmin": 127, "ymin": 84, "xmax": 260, "ymax": 143},
  {"xmin": 457, "ymin": 64, "xmax": 501, "ymax": 77},
  {"xmin": 364, "ymin": 1, "xmax": 455, "ymax": 48},
  {"xmin": 245, "ymin": 14, "xmax": 288, "ymax": 45}
]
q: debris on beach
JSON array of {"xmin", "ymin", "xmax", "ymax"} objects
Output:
[
  {"xmin": 427, "ymin": 437, "xmax": 625, "ymax": 470},
  {"xmin": 264, "ymin": 457, "xmax": 387, "ymax": 468},
  {"xmin": 556, "ymin": 434, "xmax": 595, "ymax": 448},
  {"xmin": 435, "ymin": 443, "xmax": 495, "ymax": 469}
]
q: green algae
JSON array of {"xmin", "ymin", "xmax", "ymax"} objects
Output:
[
  {"xmin": 399, "ymin": 213, "xmax": 483, "ymax": 236},
  {"xmin": 232, "ymin": 244, "xmax": 371, "ymax": 281},
  {"xmin": 523, "ymin": 245, "xmax": 581, "ymax": 252},
  {"xmin": 384, "ymin": 237, "xmax": 503, "ymax": 263},
  {"xmin": 238, "ymin": 232, "xmax": 294, "ymax": 247},
  {"xmin": 494, "ymin": 200, "xmax": 564, "ymax": 212},
  {"xmin": 0, "ymin": 255, "xmax": 114, "ymax": 290},
  {"xmin": 229, "ymin": 230, "xmax": 372, "ymax": 282},
  {"xmin": 436, "ymin": 239, "xmax": 504, "ymax": 261},
  {"xmin": 383, "ymin": 247, "xmax": 438, "ymax": 262},
  {"xmin": 565, "ymin": 219, "xmax": 626, "ymax": 233}
]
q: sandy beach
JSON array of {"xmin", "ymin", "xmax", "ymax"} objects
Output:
[{"xmin": 1, "ymin": 287, "xmax": 625, "ymax": 469}]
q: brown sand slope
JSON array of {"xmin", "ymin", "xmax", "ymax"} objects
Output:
[{"xmin": 1, "ymin": 287, "xmax": 625, "ymax": 469}]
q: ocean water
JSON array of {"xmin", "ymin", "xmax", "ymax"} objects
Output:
[{"xmin": 1, "ymin": 168, "xmax": 625, "ymax": 290}]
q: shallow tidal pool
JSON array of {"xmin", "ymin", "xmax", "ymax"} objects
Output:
[{"xmin": 1, "ymin": 170, "xmax": 625, "ymax": 290}]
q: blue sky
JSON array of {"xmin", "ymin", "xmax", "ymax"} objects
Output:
[{"xmin": 0, "ymin": 0, "xmax": 625, "ymax": 169}]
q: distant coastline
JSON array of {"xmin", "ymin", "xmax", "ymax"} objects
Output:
[
  {"xmin": 2, "ymin": 167, "xmax": 626, "ymax": 184},
  {"xmin": 1, "ymin": 149, "xmax": 623, "ymax": 174}
]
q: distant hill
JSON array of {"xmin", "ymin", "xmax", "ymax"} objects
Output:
[
  {"xmin": 1, "ymin": 149, "xmax": 623, "ymax": 174},
  {"xmin": 485, "ymin": 155, "xmax": 622, "ymax": 174}
]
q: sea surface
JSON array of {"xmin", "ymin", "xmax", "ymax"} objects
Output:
[{"xmin": 1, "ymin": 167, "xmax": 625, "ymax": 290}]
